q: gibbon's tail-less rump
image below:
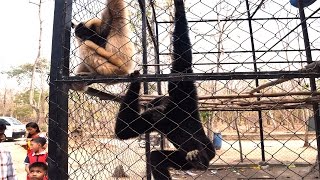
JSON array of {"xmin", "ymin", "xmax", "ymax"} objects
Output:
[
  {"xmin": 72, "ymin": 0, "xmax": 135, "ymax": 91},
  {"xmin": 115, "ymin": 0, "xmax": 215, "ymax": 179}
]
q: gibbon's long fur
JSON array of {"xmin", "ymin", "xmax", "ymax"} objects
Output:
[
  {"xmin": 72, "ymin": 0, "xmax": 135, "ymax": 91},
  {"xmin": 114, "ymin": 0, "xmax": 215, "ymax": 179}
]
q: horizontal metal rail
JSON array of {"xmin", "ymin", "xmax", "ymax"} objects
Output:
[{"xmin": 58, "ymin": 71, "xmax": 320, "ymax": 84}]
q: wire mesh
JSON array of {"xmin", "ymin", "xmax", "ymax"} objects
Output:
[{"xmin": 48, "ymin": 0, "xmax": 320, "ymax": 179}]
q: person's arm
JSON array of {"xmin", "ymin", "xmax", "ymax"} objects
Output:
[
  {"xmin": 14, "ymin": 140, "xmax": 28, "ymax": 150},
  {"xmin": 24, "ymin": 156, "xmax": 30, "ymax": 174},
  {"xmin": 21, "ymin": 144, "xmax": 28, "ymax": 150},
  {"xmin": 25, "ymin": 164, "xmax": 30, "ymax": 175}
]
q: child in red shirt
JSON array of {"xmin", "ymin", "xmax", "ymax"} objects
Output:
[
  {"xmin": 24, "ymin": 122, "xmax": 47, "ymax": 155},
  {"xmin": 24, "ymin": 137, "xmax": 48, "ymax": 180}
]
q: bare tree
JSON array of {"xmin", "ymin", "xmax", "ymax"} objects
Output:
[
  {"xmin": 2, "ymin": 88, "xmax": 7, "ymax": 116},
  {"xmin": 303, "ymin": 109, "xmax": 311, "ymax": 147},
  {"xmin": 29, "ymin": 0, "xmax": 46, "ymax": 124},
  {"xmin": 235, "ymin": 111, "xmax": 244, "ymax": 162}
]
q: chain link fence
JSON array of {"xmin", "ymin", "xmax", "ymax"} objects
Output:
[{"xmin": 48, "ymin": 0, "xmax": 320, "ymax": 179}]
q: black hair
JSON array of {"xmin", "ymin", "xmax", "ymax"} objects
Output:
[
  {"xmin": 26, "ymin": 122, "xmax": 41, "ymax": 138},
  {"xmin": 31, "ymin": 137, "xmax": 47, "ymax": 146},
  {"xmin": 29, "ymin": 162, "xmax": 48, "ymax": 172},
  {"xmin": 0, "ymin": 122, "xmax": 6, "ymax": 131}
]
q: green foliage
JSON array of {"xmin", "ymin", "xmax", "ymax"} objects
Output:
[
  {"xmin": 200, "ymin": 111, "xmax": 212, "ymax": 123},
  {"xmin": 13, "ymin": 91, "xmax": 35, "ymax": 119},
  {"xmin": 5, "ymin": 63, "xmax": 33, "ymax": 80},
  {"xmin": 14, "ymin": 90, "xmax": 46, "ymax": 104},
  {"xmin": 300, "ymin": 79, "xmax": 320, "ymax": 90},
  {"xmin": 2, "ymin": 58, "xmax": 49, "ymax": 85},
  {"xmin": 12, "ymin": 90, "xmax": 48, "ymax": 119},
  {"xmin": 148, "ymin": 83, "xmax": 157, "ymax": 94},
  {"xmin": 13, "ymin": 105, "xmax": 33, "ymax": 120}
]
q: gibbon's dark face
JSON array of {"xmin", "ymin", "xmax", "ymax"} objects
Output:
[
  {"xmin": 74, "ymin": 23, "xmax": 107, "ymax": 47},
  {"xmin": 75, "ymin": 23, "xmax": 94, "ymax": 41},
  {"xmin": 146, "ymin": 97, "xmax": 163, "ymax": 109}
]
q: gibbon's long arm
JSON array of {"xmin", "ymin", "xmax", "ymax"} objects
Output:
[
  {"xmin": 83, "ymin": 18, "xmax": 102, "ymax": 27},
  {"xmin": 115, "ymin": 76, "xmax": 167, "ymax": 140},
  {"xmin": 83, "ymin": 40, "xmax": 129, "ymax": 72},
  {"xmin": 82, "ymin": 40, "xmax": 126, "ymax": 68}
]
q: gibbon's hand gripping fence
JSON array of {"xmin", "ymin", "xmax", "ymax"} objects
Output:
[{"xmin": 48, "ymin": 0, "xmax": 320, "ymax": 179}]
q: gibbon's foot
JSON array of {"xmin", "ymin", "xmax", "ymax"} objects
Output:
[
  {"xmin": 71, "ymin": 73, "xmax": 94, "ymax": 91},
  {"xmin": 70, "ymin": 82, "xmax": 89, "ymax": 92},
  {"xmin": 76, "ymin": 71, "xmax": 94, "ymax": 76},
  {"xmin": 129, "ymin": 70, "xmax": 140, "ymax": 77},
  {"xmin": 186, "ymin": 150, "xmax": 207, "ymax": 170},
  {"xmin": 186, "ymin": 149, "xmax": 199, "ymax": 161}
]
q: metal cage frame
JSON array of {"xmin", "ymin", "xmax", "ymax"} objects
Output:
[{"xmin": 48, "ymin": 0, "xmax": 320, "ymax": 179}]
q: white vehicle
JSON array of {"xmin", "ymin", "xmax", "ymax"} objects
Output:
[{"xmin": 0, "ymin": 116, "xmax": 26, "ymax": 141}]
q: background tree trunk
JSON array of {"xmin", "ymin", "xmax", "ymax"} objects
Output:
[
  {"xmin": 29, "ymin": 0, "xmax": 44, "ymax": 124},
  {"xmin": 235, "ymin": 111, "xmax": 244, "ymax": 162}
]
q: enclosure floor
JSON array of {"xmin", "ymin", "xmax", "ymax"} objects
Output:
[
  {"xmin": 170, "ymin": 166, "xmax": 319, "ymax": 180},
  {"xmin": 67, "ymin": 138, "xmax": 318, "ymax": 179}
]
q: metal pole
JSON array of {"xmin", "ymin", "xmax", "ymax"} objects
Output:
[
  {"xmin": 139, "ymin": 0, "xmax": 151, "ymax": 179},
  {"xmin": 48, "ymin": 0, "xmax": 72, "ymax": 179},
  {"xmin": 297, "ymin": 0, "xmax": 320, "ymax": 172},
  {"xmin": 245, "ymin": 0, "xmax": 266, "ymax": 162},
  {"xmin": 149, "ymin": 0, "xmax": 165, "ymax": 150}
]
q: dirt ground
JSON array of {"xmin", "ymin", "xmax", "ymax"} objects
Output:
[
  {"xmin": 169, "ymin": 166, "xmax": 320, "ymax": 180},
  {"xmin": 4, "ymin": 138, "xmax": 320, "ymax": 180}
]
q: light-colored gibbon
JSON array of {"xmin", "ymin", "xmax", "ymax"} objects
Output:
[{"xmin": 72, "ymin": 0, "xmax": 135, "ymax": 91}]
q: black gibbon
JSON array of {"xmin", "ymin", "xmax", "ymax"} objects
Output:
[
  {"xmin": 114, "ymin": 0, "xmax": 215, "ymax": 179},
  {"xmin": 72, "ymin": 0, "xmax": 135, "ymax": 91}
]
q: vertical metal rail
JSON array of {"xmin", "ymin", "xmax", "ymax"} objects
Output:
[
  {"xmin": 155, "ymin": 22, "xmax": 166, "ymax": 150},
  {"xmin": 150, "ymin": 2, "xmax": 162, "ymax": 96},
  {"xmin": 245, "ymin": 0, "xmax": 266, "ymax": 162},
  {"xmin": 48, "ymin": 0, "xmax": 72, "ymax": 179},
  {"xmin": 149, "ymin": 0, "xmax": 165, "ymax": 150},
  {"xmin": 140, "ymin": 0, "xmax": 151, "ymax": 179},
  {"xmin": 298, "ymin": 0, "xmax": 320, "ymax": 172}
]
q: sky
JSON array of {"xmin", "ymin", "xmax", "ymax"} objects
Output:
[{"xmin": 0, "ymin": 0, "xmax": 54, "ymax": 89}]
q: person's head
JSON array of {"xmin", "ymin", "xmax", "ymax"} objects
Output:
[
  {"xmin": 28, "ymin": 162, "xmax": 48, "ymax": 180},
  {"xmin": 30, "ymin": 137, "xmax": 47, "ymax": 153},
  {"xmin": 0, "ymin": 122, "xmax": 6, "ymax": 143},
  {"xmin": 26, "ymin": 122, "xmax": 41, "ymax": 138}
]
